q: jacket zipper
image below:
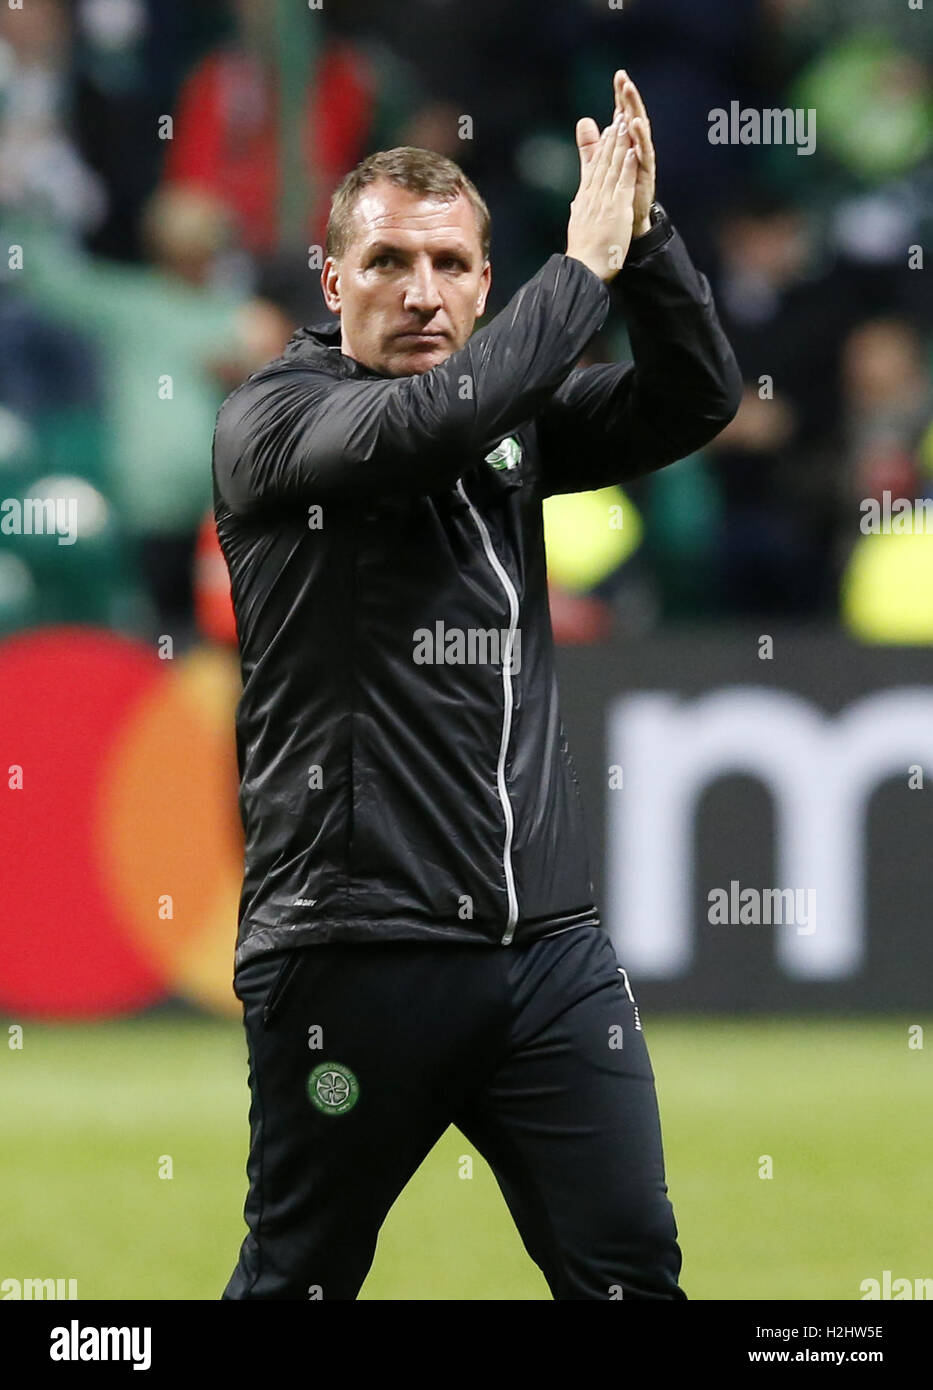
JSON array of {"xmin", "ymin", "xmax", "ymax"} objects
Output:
[{"xmin": 456, "ymin": 477, "xmax": 519, "ymax": 944}]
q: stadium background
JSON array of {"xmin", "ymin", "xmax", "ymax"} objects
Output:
[{"xmin": 1, "ymin": 0, "xmax": 931, "ymax": 1300}]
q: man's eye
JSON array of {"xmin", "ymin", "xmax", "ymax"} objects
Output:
[
  {"xmin": 439, "ymin": 257, "xmax": 464, "ymax": 270},
  {"xmin": 372, "ymin": 254, "xmax": 396, "ymax": 268}
]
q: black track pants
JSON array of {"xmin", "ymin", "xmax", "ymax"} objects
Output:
[{"xmin": 221, "ymin": 924, "xmax": 686, "ymax": 1301}]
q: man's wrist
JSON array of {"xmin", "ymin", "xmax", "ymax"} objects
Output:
[{"xmin": 625, "ymin": 202, "xmax": 673, "ymax": 264}]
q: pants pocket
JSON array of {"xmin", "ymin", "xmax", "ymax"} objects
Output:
[
  {"xmin": 234, "ymin": 948, "xmax": 312, "ymax": 1027},
  {"xmin": 262, "ymin": 948, "xmax": 313, "ymax": 1028}
]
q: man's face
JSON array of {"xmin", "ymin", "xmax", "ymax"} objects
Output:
[{"xmin": 321, "ymin": 179, "xmax": 491, "ymax": 377}]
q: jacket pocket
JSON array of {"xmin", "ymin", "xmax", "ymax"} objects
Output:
[{"xmin": 261, "ymin": 948, "xmax": 309, "ymax": 1029}]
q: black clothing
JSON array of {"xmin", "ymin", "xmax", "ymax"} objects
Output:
[
  {"xmin": 222, "ymin": 924, "xmax": 686, "ymax": 1300},
  {"xmin": 212, "ymin": 221, "xmax": 741, "ymax": 970}
]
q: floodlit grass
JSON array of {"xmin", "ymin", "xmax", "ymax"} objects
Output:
[{"xmin": 1, "ymin": 1016, "xmax": 927, "ymax": 1300}]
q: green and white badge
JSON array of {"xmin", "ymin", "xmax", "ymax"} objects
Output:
[
  {"xmin": 307, "ymin": 1061, "xmax": 360, "ymax": 1116},
  {"xmin": 484, "ymin": 436, "xmax": 522, "ymax": 471}
]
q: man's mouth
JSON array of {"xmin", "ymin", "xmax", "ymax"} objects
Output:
[{"xmin": 396, "ymin": 331, "xmax": 446, "ymax": 344}]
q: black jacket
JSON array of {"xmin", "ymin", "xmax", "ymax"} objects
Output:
[{"xmin": 213, "ymin": 216, "xmax": 742, "ymax": 968}]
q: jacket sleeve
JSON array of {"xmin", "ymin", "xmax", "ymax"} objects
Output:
[
  {"xmin": 534, "ymin": 222, "xmax": 743, "ymax": 498},
  {"xmin": 213, "ymin": 254, "xmax": 610, "ymax": 513}
]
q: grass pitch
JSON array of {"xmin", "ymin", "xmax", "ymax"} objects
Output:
[{"xmin": 1, "ymin": 1016, "xmax": 928, "ymax": 1300}]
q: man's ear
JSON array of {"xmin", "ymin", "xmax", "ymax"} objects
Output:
[
  {"xmin": 321, "ymin": 256, "xmax": 342, "ymax": 315},
  {"xmin": 476, "ymin": 260, "xmax": 492, "ymax": 317}
]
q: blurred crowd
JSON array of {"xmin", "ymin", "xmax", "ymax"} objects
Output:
[{"xmin": 0, "ymin": 0, "xmax": 931, "ymax": 646}]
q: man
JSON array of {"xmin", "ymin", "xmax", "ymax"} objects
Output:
[{"xmin": 215, "ymin": 70, "xmax": 742, "ymax": 1301}]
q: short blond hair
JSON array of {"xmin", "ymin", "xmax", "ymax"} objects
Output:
[{"xmin": 326, "ymin": 146, "xmax": 491, "ymax": 262}]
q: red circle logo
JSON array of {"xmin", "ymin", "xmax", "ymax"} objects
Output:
[{"xmin": 0, "ymin": 628, "xmax": 243, "ymax": 1019}]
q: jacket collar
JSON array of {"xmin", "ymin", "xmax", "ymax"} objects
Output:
[{"xmin": 283, "ymin": 318, "xmax": 386, "ymax": 381}]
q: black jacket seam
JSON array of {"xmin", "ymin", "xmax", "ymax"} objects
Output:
[{"xmin": 344, "ymin": 510, "xmax": 360, "ymax": 920}]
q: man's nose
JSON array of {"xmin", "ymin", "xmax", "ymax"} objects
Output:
[{"xmin": 404, "ymin": 262, "xmax": 443, "ymax": 315}]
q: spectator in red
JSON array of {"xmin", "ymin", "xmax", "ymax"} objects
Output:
[{"xmin": 162, "ymin": 0, "xmax": 414, "ymax": 256}]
